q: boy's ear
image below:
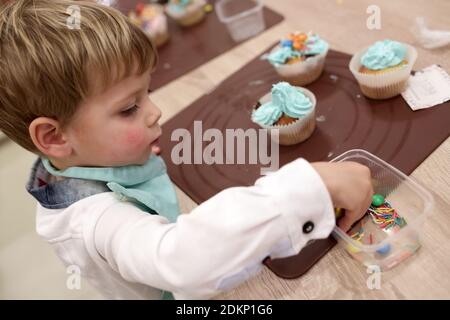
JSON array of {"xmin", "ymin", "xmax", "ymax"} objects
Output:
[{"xmin": 29, "ymin": 117, "xmax": 73, "ymax": 158}]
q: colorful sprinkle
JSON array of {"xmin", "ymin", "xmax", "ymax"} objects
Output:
[
  {"xmin": 204, "ymin": 4, "xmax": 213, "ymax": 12},
  {"xmin": 281, "ymin": 39, "xmax": 293, "ymax": 48},
  {"xmin": 280, "ymin": 32, "xmax": 308, "ymax": 51},
  {"xmin": 136, "ymin": 2, "xmax": 145, "ymax": 15},
  {"xmin": 346, "ymin": 244, "xmax": 361, "ymax": 254},
  {"xmin": 371, "ymin": 194, "xmax": 385, "ymax": 207},
  {"xmin": 349, "ymin": 227, "xmax": 365, "ymax": 241},
  {"xmin": 376, "ymin": 243, "xmax": 391, "ymax": 255},
  {"xmin": 367, "ymin": 198, "xmax": 407, "ymax": 232},
  {"xmin": 335, "ymin": 208, "xmax": 343, "ymax": 219}
]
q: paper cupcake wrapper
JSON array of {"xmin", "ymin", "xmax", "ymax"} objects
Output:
[
  {"xmin": 258, "ymin": 87, "xmax": 317, "ymax": 146},
  {"xmin": 146, "ymin": 11, "xmax": 170, "ymax": 47},
  {"xmin": 349, "ymin": 44, "xmax": 417, "ymax": 99},
  {"xmin": 358, "ymin": 80, "xmax": 409, "ymax": 100},
  {"xmin": 151, "ymin": 29, "xmax": 170, "ymax": 47},
  {"xmin": 272, "ymin": 46, "xmax": 328, "ymax": 86},
  {"xmin": 132, "ymin": 5, "xmax": 169, "ymax": 47}
]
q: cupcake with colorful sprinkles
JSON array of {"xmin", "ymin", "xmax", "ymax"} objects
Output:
[
  {"xmin": 128, "ymin": 3, "xmax": 169, "ymax": 47},
  {"xmin": 266, "ymin": 31, "xmax": 329, "ymax": 86},
  {"xmin": 251, "ymin": 82, "xmax": 316, "ymax": 145},
  {"xmin": 349, "ymin": 39, "xmax": 417, "ymax": 99}
]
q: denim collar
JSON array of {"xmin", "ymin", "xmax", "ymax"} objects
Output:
[{"xmin": 26, "ymin": 158, "xmax": 109, "ymax": 210}]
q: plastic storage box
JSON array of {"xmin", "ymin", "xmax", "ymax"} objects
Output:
[
  {"xmin": 330, "ymin": 149, "xmax": 434, "ymax": 270},
  {"xmin": 215, "ymin": 0, "xmax": 265, "ymax": 42}
]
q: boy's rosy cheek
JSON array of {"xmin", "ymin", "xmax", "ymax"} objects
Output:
[{"xmin": 124, "ymin": 129, "xmax": 147, "ymax": 148}]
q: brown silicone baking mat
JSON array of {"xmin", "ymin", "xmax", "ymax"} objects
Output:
[
  {"xmin": 116, "ymin": 0, "xmax": 284, "ymax": 91},
  {"xmin": 159, "ymin": 46, "xmax": 450, "ymax": 279}
]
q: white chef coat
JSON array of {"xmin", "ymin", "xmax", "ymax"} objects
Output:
[{"xmin": 35, "ymin": 158, "xmax": 335, "ymax": 299}]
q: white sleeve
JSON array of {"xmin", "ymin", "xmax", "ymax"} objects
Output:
[{"xmin": 93, "ymin": 158, "xmax": 335, "ymax": 299}]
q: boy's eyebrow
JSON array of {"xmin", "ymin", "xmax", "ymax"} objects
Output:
[
  {"xmin": 115, "ymin": 88, "xmax": 143, "ymax": 108},
  {"xmin": 115, "ymin": 75, "xmax": 152, "ymax": 107}
]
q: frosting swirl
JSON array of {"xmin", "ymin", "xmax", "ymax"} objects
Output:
[
  {"xmin": 361, "ymin": 40, "xmax": 406, "ymax": 70},
  {"xmin": 251, "ymin": 102, "xmax": 282, "ymax": 126},
  {"xmin": 272, "ymin": 82, "xmax": 313, "ymax": 118},
  {"xmin": 267, "ymin": 47, "xmax": 301, "ymax": 67},
  {"xmin": 252, "ymin": 82, "xmax": 313, "ymax": 126}
]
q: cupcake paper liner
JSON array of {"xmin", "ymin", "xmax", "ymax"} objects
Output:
[
  {"xmin": 272, "ymin": 46, "xmax": 329, "ymax": 86},
  {"xmin": 349, "ymin": 44, "xmax": 418, "ymax": 99},
  {"xmin": 147, "ymin": 12, "xmax": 170, "ymax": 47},
  {"xmin": 359, "ymin": 79, "xmax": 409, "ymax": 100},
  {"xmin": 257, "ymin": 87, "xmax": 317, "ymax": 146},
  {"xmin": 130, "ymin": 4, "xmax": 169, "ymax": 47},
  {"xmin": 151, "ymin": 29, "xmax": 170, "ymax": 47}
]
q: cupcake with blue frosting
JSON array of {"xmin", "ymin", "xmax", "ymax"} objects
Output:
[
  {"xmin": 266, "ymin": 32, "xmax": 329, "ymax": 86},
  {"xmin": 252, "ymin": 82, "xmax": 316, "ymax": 145},
  {"xmin": 349, "ymin": 40, "xmax": 417, "ymax": 99},
  {"xmin": 166, "ymin": 0, "xmax": 206, "ymax": 27}
]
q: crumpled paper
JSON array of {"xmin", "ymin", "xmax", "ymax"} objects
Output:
[{"xmin": 412, "ymin": 17, "xmax": 450, "ymax": 49}]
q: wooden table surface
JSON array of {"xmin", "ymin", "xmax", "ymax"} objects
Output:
[{"xmin": 150, "ymin": 0, "xmax": 450, "ymax": 299}]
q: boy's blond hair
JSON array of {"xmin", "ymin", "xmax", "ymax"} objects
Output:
[{"xmin": 0, "ymin": 0, "xmax": 157, "ymax": 153}]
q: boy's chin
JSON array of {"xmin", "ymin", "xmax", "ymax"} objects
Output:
[{"xmin": 136, "ymin": 150, "xmax": 157, "ymax": 165}]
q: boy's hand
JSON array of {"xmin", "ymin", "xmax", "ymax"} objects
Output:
[{"xmin": 311, "ymin": 161, "xmax": 373, "ymax": 232}]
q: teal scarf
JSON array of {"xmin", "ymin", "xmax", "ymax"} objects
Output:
[
  {"xmin": 42, "ymin": 155, "xmax": 180, "ymax": 223},
  {"xmin": 42, "ymin": 155, "xmax": 178, "ymax": 300}
]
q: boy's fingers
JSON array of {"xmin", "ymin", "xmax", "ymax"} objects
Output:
[
  {"xmin": 337, "ymin": 213, "xmax": 353, "ymax": 232},
  {"xmin": 338, "ymin": 208, "xmax": 365, "ymax": 232}
]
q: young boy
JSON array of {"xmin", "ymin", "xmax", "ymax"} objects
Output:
[{"xmin": 0, "ymin": 0, "xmax": 373, "ymax": 299}]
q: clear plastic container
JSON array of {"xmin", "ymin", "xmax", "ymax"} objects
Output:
[
  {"xmin": 330, "ymin": 149, "xmax": 434, "ymax": 271},
  {"xmin": 215, "ymin": 0, "xmax": 265, "ymax": 42}
]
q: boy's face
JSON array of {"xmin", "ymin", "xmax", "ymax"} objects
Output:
[{"xmin": 64, "ymin": 68, "xmax": 162, "ymax": 167}]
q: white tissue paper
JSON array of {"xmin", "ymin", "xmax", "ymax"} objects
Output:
[
  {"xmin": 413, "ymin": 17, "xmax": 450, "ymax": 49},
  {"xmin": 401, "ymin": 65, "xmax": 450, "ymax": 111}
]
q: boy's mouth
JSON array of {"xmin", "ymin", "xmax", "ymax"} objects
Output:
[{"xmin": 150, "ymin": 137, "xmax": 161, "ymax": 155}]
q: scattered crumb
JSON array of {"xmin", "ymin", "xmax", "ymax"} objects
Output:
[
  {"xmin": 316, "ymin": 115, "xmax": 326, "ymax": 122},
  {"xmin": 248, "ymin": 80, "xmax": 265, "ymax": 86},
  {"xmin": 329, "ymin": 74, "xmax": 339, "ymax": 82}
]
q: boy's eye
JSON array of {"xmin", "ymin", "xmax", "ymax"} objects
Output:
[{"xmin": 120, "ymin": 105, "xmax": 139, "ymax": 116}]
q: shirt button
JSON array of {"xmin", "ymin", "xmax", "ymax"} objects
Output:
[{"xmin": 303, "ymin": 221, "xmax": 315, "ymax": 234}]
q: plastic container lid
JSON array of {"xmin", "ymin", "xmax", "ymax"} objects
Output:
[{"xmin": 215, "ymin": 0, "xmax": 265, "ymax": 42}]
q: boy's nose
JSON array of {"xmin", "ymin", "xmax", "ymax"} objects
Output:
[{"xmin": 146, "ymin": 104, "xmax": 162, "ymax": 127}]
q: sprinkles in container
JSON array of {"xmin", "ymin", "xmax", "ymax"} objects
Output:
[{"xmin": 331, "ymin": 149, "xmax": 434, "ymax": 271}]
